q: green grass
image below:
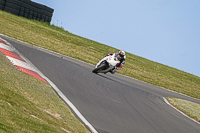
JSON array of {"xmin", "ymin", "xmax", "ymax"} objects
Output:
[
  {"xmin": 167, "ymin": 97, "xmax": 200, "ymax": 123},
  {"xmin": 0, "ymin": 10, "xmax": 200, "ymax": 131},
  {"xmin": 0, "ymin": 52, "xmax": 90, "ymax": 132}
]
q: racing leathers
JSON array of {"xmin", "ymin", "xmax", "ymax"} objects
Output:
[{"xmin": 105, "ymin": 53, "xmax": 126, "ymax": 74}]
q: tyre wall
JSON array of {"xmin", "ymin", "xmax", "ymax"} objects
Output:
[{"xmin": 0, "ymin": 0, "xmax": 54, "ymax": 23}]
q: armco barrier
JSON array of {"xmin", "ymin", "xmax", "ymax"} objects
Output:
[{"xmin": 0, "ymin": 0, "xmax": 54, "ymax": 23}]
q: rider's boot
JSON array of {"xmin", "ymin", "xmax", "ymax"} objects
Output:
[{"xmin": 110, "ymin": 68, "xmax": 116, "ymax": 74}]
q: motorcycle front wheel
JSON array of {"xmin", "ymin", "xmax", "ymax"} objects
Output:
[{"xmin": 92, "ymin": 63, "xmax": 107, "ymax": 74}]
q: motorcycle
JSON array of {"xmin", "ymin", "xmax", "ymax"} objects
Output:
[{"xmin": 92, "ymin": 53, "xmax": 120, "ymax": 74}]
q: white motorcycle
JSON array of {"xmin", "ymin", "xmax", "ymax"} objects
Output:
[{"xmin": 92, "ymin": 53, "xmax": 120, "ymax": 74}]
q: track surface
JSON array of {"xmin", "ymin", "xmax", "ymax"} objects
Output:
[{"xmin": 2, "ymin": 36, "xmax": 200, "ymax": 133}]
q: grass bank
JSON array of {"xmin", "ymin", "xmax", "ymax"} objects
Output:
[{"xmin": 0, "ymin": 52, "xmax": 90, "ymax": 132}]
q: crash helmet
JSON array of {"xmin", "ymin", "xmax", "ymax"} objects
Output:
[{"xmin": 119, "ymin": 50, "xmax": 125, "ymax": 58}]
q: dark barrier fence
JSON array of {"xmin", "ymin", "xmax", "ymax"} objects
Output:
[{"xmin": 0, "ymin": 0, "xmax": 54, "ymax": 23}]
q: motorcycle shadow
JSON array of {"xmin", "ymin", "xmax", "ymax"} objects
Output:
[{"xmin": 95, "ymin": 73, "xmax": 117, "ymax": 82}]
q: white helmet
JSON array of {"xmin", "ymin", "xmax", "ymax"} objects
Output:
[{"xmin": 119, "ymin": 50, "xmax": 125, "ymax": 58}]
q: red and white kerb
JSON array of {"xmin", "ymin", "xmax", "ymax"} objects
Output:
[{"xmin": 0, "ymin": 38, "xmax": 47, "ymax": 83}]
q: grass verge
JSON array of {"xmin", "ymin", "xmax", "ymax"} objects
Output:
[
  {"xmin": 0, "ymin": 52, "xmax": 90, "ymax": 132},
  {"xmin": 167, "ymin": 97, "xmax": 200, "ymax": 123}
]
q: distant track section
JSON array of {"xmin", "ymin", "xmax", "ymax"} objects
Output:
[{"xmin": 0, "ymin": 0, "xmax": 54, "ymax": 23}]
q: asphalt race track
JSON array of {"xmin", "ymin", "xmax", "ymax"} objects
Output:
[{"xmin": 2, "ymin": 35, "xmax": 200, "ymax": 133}]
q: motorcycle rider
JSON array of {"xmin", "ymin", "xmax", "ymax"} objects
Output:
[{"xmin": 105, "ymin": 50, "xmax": 126, "ymax": 74}]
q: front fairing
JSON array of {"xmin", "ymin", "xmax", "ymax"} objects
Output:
[{"xmin": 95, "ymin": 56, "xmax": 108, "ymax": 68}]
